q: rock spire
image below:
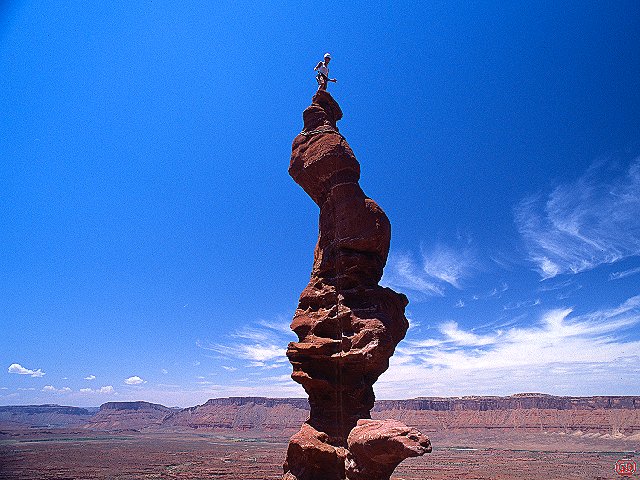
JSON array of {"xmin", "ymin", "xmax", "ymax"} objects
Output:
[{"xmin": 283, "ymin": 90, "xmax": 431, "ymax": 480}]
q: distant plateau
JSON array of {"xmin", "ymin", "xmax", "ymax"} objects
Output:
[{"xmin": 1, "ymin": 393, "xmax": 639, "ymax": 441}]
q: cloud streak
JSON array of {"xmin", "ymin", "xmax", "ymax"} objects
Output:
[
  {"xmin": 381, "ymin": 253, "xmax": 444, "ymax": 296},
  {"xmin": 42, "ymin": 385, "xmax": 72, "ymax": 393},
  {"xmin": 382, "ymin": 244, "xmax": 477, "ymax": 297},
  {"xmin": 609, "ymin": 266, "xmax": 640, "ymax": 281},
  {"xmin": 515, "ymin": 158, "xmax": 640, "ymax": 279},
  {"xmin": 197, "ymin": 319, "xmax": 295, "ymax": 369},
  {"xmin": 79, "ymin": 386, "xmax": 115, "ymax": 395},
  {"xmin": 422, "ymin": 244, "xmax": 476, "ymax": 289},
  {"xmin": 377, "ymin": 295, "xmax": 640, "ymax": 398}
]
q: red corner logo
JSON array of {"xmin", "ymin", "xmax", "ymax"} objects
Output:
[{"xmin": 616, "ymin": 459, "xmax": 637, "ymax": 477}]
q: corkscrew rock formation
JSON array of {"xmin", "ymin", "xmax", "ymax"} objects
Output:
[{"xmin": 283, "ymin": 90, "xmax": 430, "ymax": 480}]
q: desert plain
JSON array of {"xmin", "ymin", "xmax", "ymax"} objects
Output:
[
  {"xmin": 1, "ymin": 396, "xmax": 638, "ymax": 479},
  {"xmin": 1, "ymin": 425, "xmax": 638, "ymax": 479}
]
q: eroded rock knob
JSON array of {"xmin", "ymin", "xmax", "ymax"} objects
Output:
[{"xmin": 345, "ymin": 419, "xmax": 432, "ymax": 480}]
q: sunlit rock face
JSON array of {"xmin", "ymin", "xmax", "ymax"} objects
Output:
[
  {"xmin": 346, "ymin": 419, "xmax": 432, "ymax": 480},
  {"xmin": 283, "ymin": 90, "xmax": 430, "ymax": 480}
]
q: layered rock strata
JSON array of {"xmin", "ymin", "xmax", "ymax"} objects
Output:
[
  {"xmin": 283, "ymin": 90, "xmax": 430, "ymax": 479},
  {"xmin": 83, "ymin": 401, "xmax": 173, "ymax": 431}
]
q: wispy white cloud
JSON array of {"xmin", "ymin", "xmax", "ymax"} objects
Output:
[
  {"xmin": 486, "ymin": 283, "xmax": 509, "ymax": 299},
  {"xmin": 503, "ymin": 298, "xmax": 541, "ymax": 310},
  {"xmin": 489, "ymin": 254, "xmax": 518, "ymax": 271},
  {"xmin": 124, "ymin": 376, "xmax": 146, "ymax": 385},
  {"xmin": 377, "ymin": 295, "xmax": 640, "ymax": 398},
  {"xmin": 42, "ymin": 385, "xmax": 72, "ymax": 394},
  {"xmin": 422, "ymin": 244, "xmax": 476, "ymax": 289},
  {"xmin": 515, "ymin": 158, "xmax": 640, "ymax": 279},
  {"xmin": 257, "ymin": 316, "xmax": 294, "ymax": 335},
  {"xmin": 438, "ymin": 321, "xmax": 499, "ymax": 346},
  {"xmin": 609, "ymin": 266, "xmax": 640, "ymax": 281},
  {"xmin": 8, "ymin": 363, "xmax": 45, "ymax": 377},
  {"xmin": 406, "ymin": 315, "xmax": 420, "ymax": 330},
  {"xmin": 197, "ymin": 318, "xmax": 295, "ymax": 369},
  {"xmin": 382, "ymin": 244, "xmax": 477, "ymax": 297},
  {"xmin": 537, "ymin": 278, "xmax": 576, "ymax": 292},
  {"xmin": 201, "ymin": 342, "xmax": 284, "ymax": 364},
  {"xmin": 535, "ymin": 278, "xmax": 583, "ymax": 301},
  {"xmin": 78, "ymin": 385, "xmax": 114, "ymax": 395},
  {"xmin": 382, "ymin": 253, "xmax": 443, "ymax": 296},
  {"xmin": 469, "ymin": 283, "xmax": 509, "ymax": 302}
]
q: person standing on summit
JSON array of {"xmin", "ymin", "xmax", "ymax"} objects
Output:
[{"xmin": 314, "ymin": 53, "xmax": 337, "ymax": 91}]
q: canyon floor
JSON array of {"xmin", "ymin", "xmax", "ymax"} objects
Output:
[{"xmin": 1, "ymin": 428, "xmax": 637, "ymax": 480}]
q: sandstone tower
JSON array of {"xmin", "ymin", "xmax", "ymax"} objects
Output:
[{"xmin": 283, "ymin": 91, "xmax": 431, "ymax": 480}]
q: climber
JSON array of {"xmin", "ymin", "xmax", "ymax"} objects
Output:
[{"xmin": 314, "ymin": 52, "xmax": 337, "ymax": 91}]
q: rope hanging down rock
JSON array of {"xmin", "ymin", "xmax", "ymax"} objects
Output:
[{"xmin": 299, "ymin": 128, "xmax": 345, "ymax": 139}]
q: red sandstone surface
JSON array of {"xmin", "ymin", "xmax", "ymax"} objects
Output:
[
  {"xmin": 284, "ymin": 90, "xmax": 428, "ymax": 479},
  {"xmin": 0, "ymin": 404, "xmax": 94, "ymax": 429},
  {"xmin": 84, "ymin": 401, "xmax": 174, "ymax": 431},
  {"xmin": 160, "ymin": 397, "xmax": 309, "ymax": 435},
  {"xmin": 346, "ymin": 419, "xmax": 432, "ymax": 480}
]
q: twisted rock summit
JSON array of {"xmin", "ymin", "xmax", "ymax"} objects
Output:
[{"xmin": 283, "ymin": 90, "xmax": 431, "ymax": 480}]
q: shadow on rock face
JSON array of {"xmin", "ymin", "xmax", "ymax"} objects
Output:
[{"xmin": 283, "ymin": 423, "xmax": 346, "ymax": 480}]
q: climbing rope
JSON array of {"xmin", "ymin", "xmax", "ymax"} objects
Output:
[
  {"xmin": 300, "ymin": 128, "xmax": 345, "ymax": 139},
  {"xmin": 330, "ymin": 131, "xmax": 345, "ymax": 442},
  {"xmin": 299, "ymin": 116, "xmax": 347, "ymax": 441}
]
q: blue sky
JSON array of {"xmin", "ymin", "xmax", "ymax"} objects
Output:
[{"xmin": 1, "ymin": 1, "xmax": 639, "ymax": 407}]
